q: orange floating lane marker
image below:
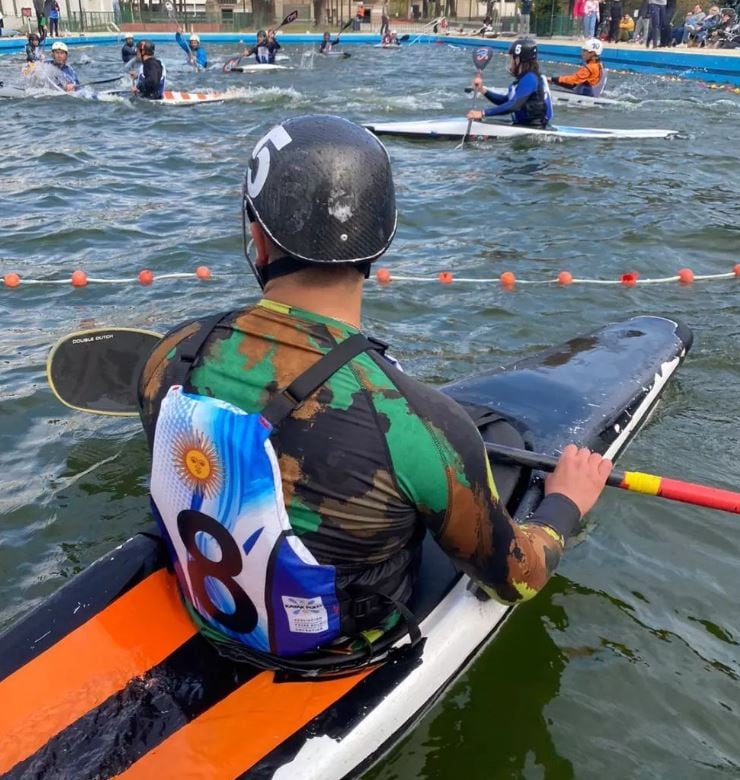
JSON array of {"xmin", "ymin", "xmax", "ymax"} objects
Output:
[
  {"xmin": 195, "ymin": 265, "xmax": 212, "ymax": 280},
  {"xmin": 117, "ymin": 667, "xmax": 372, "ymax": 780},
  {"xmin": 4, "ymin": 273, "xmax": 21, "ymax": 288},
  {"xmin": 139, "ymin": 269, "xmax": 154, "ymax": 285},
  {"xmin": 71, "ymin": 269, "xmax": 88, "ymax": 287},
  {"xmin": 558, "ymin": 271, "xmax": 573, "ymax": 285},
  {"xmin": 678, "ymin": 268, "xmax": 694, "ymax": 284},
  {"xmin": 376, "ymin": 267, "xmax": 391, "ymax": 284},
  {"xmin": 438, "ymin": 271, "xmax": 453, "ymax": 284},
  {"xmin": 0, "ymin": 570, "xmax": 196, "ymax": 775},
  {"xmin": 500, "ymin": 271, "xmax": 515, "ymax": 289},
  {"xmin": 620, "ymin": 271, "xmax": 639, "ymax": 287}
]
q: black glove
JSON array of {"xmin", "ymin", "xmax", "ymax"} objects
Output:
[{"xmin": 551, "ymin": 76, "xmax": 560, "ymax": 85}]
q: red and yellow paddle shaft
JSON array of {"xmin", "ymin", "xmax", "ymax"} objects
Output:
[
  {"xmin": 618, "ymin": 471, "xmax": 740, "ymax": 514},
  {"xmin": 485, "ymin": 443, "xmax": 740, "ymax": 515}
]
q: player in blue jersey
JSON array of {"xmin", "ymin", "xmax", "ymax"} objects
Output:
[{"xmin": 466, "ymin": 38, "xmax": 553, "ymax": 128}]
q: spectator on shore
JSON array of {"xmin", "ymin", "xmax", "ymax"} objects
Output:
[
  {"xmin": 573, "ymin": 0, "xmax": 586, "ymax": 29},
  {"xmin": 646, "ymin": 0, "xmax": 667, "ymax": 48},
  {"xmin": 583, "ymin": 0, "xmax": 600, "ymax": 37},
  {"xmin": 37, "ymin": 11, "xmax": 47, "ymax": 39},
  {"xmin": 380, "ymin": 0, "xmax": 390, "ymax": 36},
  {"xmin": 518, "ymin": 0, "xmax": 532, "ymax": 34},
  {"xmin": 661, "ymin": 0, "xmax": 677, "ymax": 45},
  {"xmin": 48, "ymin": 1, "xmax": 60, "ymax": 37},
  {"xmin": 675, "ymin": 5, "xmax": 706, "ymax": 45},
  {"xmin": 633, "ymin": 0, "xmax": 649, "ymax": 41},
  {"xmin": 619, "ymin": 12, "xmax": 635, "ymax": 40},
  {"xmin": 608, "ymin": 0, "xmax": 623, "ymax": 41}
]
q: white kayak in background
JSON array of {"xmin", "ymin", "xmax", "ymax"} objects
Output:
[
  {"xmin": 550, "ymin": 87, "xmax": 620, "ymax": 107},
  {"xmin": 365, "ymin": 117, "xmax": 678, "ymax": 140},
  {"xmin": 319, "ymin": 50, "xmax": 351, "ymax": 58},
  {"xmin": 373, "ymin": 43, "xmax": 402, "ymax": 49},
  {"xmin": 0, "ymin": 84, "xmax": 26, "ymax": 98},
  {"xmin": 230, "ymin": 63, "xmax": 290, "ymax": 73},
  {"xmin": 482, "ymin": 85, "xmax": 619, "ymax": 108},
  {"xmin": 155, "ymin": 90, "xmax": 240, "ymax": 106}
]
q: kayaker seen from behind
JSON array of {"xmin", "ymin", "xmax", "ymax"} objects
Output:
[
  {"xmin": 48, "ymin": 41, "xmax": 79, "ymax": 92},
  {"xmin": 138, "ymin": 115, "xmax": 611, "ymax": 662},
  {"xmin": 175, "ymin": 25, "xmax": 207, "ymax": 69},
  {"xmin": 549, "ymin": 38, "xmax": 607, "ymax": 97},
  {"xmin": 131, "ymin": 40, "xmax": 166, "ymax": 100},
  {"xmin": 467, "ymin": 38, "xmax": 553, "ymax": 128}
]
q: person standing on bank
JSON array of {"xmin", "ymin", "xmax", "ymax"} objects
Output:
[
  {"xmin": 518, "ymin": 0, "xmax": 532, "ymax": 34},
  {"xmin": 381, "ymin": 0, "xmax": 390, "ymax": 36},
  {"xmin": 646, "ymin": 0, "xmax": 667, "ymax": 47},
  {"xmin": 48, "ymin": 1, "xmax": 60, "ymax": 37},
  {"xmin": 583, "ymin": 0, "xmax": 600, "ymax": 37},
  {"xmin": 138, "ymin": 114, "xmax": 612, "ymax": 658}
]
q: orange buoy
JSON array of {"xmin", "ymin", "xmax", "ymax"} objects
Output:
[
  {"xmin": 376, "ymin": 267, "xmax": 391, "ymax": 284},
  {"xmin": 195, "ymin": 266, "xmax": 212, "ymax": 280},
  {"xmin": 678, "ymin": 268, "xmax": 694, "ymax": 284},
  {"xmin": 438, "ymin": 271, "xmax": 453, "ymax": 284},
  {"xmin": 558, "ymin": 271, "xmax": 573, "ymax": 285},
  {"xmin": 500, "ymin": 271, "xmax": 516, "ymax": 289},
  {"xmin": 138, "ymin": 269, "xmax": 154, "ymax": 286},
  {"xmin": 3, "ymin": 273, "xmax": 21, "ymax": 288},
  {"xmin": 71, "ymin": 270, "xmax": 88, "ymax": 287}
]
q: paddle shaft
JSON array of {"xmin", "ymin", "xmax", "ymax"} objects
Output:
[
  {"xmin": 485, "ymin": 443, "xmax": 740, "ymax": 515},
  {"xmin": 457, "ymin": 47, "xmax": 493, "ymax": 150},
  {"xmin": 79, "ymin": 76, "xmax": 124, "ymax": 87}
]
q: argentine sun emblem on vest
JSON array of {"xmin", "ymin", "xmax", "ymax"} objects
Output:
[{"xmin": 172, "ymin": 431, "xmax": 222, "ymax": 497}]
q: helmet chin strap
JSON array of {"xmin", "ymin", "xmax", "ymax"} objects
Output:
[{"xmin": 242, "ymin": 199, "xmax": 266, "ymax": 291}]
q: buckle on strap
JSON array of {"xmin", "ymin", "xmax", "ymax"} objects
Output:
[{"xmin": 351, "ymin": 594, "xmax": 382, "ymax": 619}]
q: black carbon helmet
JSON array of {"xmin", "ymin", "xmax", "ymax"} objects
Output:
[
  {"xmin": 138, "ymin": 39, "xmax": 156, "ymax": 56},
  {"xmin": 509, "ymin": 38, "xmax": 538, "ymax": 62},
  {"xmin": 243, "ymin": 115, "xmax": 397, "ymax": 265}
]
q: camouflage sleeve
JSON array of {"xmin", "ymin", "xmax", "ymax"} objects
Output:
[{"xmin": 376, "ymin": 366, "xmax": 580, "ymax": 605}]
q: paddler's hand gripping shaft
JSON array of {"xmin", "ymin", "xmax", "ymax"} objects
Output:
[{"xmin": 487, "ymin": 443, "xmax": 740, "ymax": 515}]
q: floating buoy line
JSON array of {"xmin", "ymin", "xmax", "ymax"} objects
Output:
[{"xmin": 3, "ymin": 264, "xmax": 738, "ymax": 291}]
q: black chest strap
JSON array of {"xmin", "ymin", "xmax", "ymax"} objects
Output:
[{"xmin": 169, "ymin": 311, "xmax": 387, "ymax": 428}]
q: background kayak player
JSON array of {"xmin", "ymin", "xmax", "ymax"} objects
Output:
[
  {"xmin": 48, "ymin": 41, "xmax": 79, "ymax": 92},
  {"xmin": 175, "ymin": 24, "xmax": 207, "ymax": 68},
  {"xmin": 467, "ymin": 38, "xmax": 553, "ymax": 128},
  {"xmin": 242, "ymin": 28, "xmax": 281, "ymax": 63},
  {"xmin": 137, "ymin": 114, "xmax": 612, "ymax": 660},
  {"xmin": 549, "ymin": 38, "xmax": 607, "ymax": 97},
  {"xmin": 130, "ymin": 40, "xmax": 166, "ymax": 100}
]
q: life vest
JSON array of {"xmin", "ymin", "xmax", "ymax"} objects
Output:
[
  {"xmin": 136, "ymin": 59, "xmax": 167, "ymax": 98},
  {"xmin": 509, "ymin": 73, "xmax": 553, "ymax": 127},
  {"xmin": 256, "ymin": 44, "xmax": 270, "ymax": 63},
  {"xmin": 592, "ymin": 63, "xmax": 607, "ymax": 96},
  {"xmin": 149, "ymin": 319, "xmax": 391, "ymax": 657}
]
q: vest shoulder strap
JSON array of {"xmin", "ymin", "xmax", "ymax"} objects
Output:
[
  {"xmin": 168, "ymin": 311, "xmax": 387, "ymax": 428},
  {"xmin": 261, "ymin": 332, "xmax": 387, "ymax": 426}
]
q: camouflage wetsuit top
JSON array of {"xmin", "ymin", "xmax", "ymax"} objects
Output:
[{"xmin": 138, "ymin": 299, "xmax": 580, "ymax": 623}]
